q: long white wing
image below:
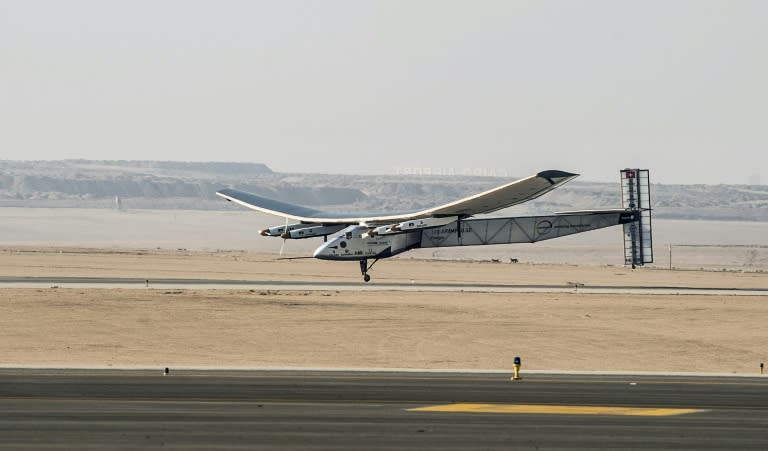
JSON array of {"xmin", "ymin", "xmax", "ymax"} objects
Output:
[{"xmin": 216, "ymin": 170, "xmax": 578, "ymax": 225}]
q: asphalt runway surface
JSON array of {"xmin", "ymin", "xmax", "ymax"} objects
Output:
[
  {"xmin": 2, "ymin": 370, "xmax": 767, "ymax": 450},
  {"xmin": 2, "ymin": 275, "xmax": 766, "ymax": 295}
]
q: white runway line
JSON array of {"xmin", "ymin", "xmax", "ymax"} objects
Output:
[
  {"xmin": 2, "ymin": 281, "xmax": 767, "ymax": 295},
  {"xmin": 0, "ymin": 364, "xmax": 765, "ymax": 378}
]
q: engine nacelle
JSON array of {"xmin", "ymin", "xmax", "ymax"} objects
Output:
[
  {"xmin": 287, "ymin": 224, "xmax": 347, "ymax": 239},
  {"xmin": 259, "ymin": 222, "xmax": 314, "ymax": 237},
  {"xmin": 367, "ymin": 225, "xmax": 398, "ymax": 237},
  {"xmin": 390, "ymin": 216, "xmax": 458, "ymax": 232}
]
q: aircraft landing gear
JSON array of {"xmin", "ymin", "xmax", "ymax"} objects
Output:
[{"xmin": 359, "ymin": 258, "xmax": 378, "ymax": 283}]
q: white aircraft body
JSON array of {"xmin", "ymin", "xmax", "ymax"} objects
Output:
[{"xmin": 217, "ymin": 169, "xmax": 653, "ymax": 281}]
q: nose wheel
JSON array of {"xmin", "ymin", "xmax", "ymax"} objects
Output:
[{"xmin": 359, "ymin": 258, "xmax": 378, "ymax": 283}]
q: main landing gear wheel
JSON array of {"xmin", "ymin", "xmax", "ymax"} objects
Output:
[{"xmin": 359, "ymin": 258, "xmax": 378, "ymax": 283}]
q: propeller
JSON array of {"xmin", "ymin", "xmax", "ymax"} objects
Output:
[{"xmin": 279, "ymin": 216, "xmax": 289, "ymax": 256}]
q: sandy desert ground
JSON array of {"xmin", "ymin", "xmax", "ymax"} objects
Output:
[{"xmin": 1, "ymin": 247, "xmax": 767, "ymax": 374}]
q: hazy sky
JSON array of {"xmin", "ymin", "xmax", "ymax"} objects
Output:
[{"xmin": 1, "ymin": 1, "xmax": 766, "ymax": 184}]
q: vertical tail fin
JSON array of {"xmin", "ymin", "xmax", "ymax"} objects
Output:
[{"xmin": 621, "ymin": 169, "xmax": 653, "ymax": 267}]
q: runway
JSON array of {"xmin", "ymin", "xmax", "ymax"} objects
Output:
[
  {"xmin": 2, "ymin": 370, "xmax": 767, "ymax": 449},
  {"xmin": 2, "ymin": 275, "xmax": 766, "ymax": 295}
]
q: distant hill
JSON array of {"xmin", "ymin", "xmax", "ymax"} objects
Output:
[
  {"xmin": 1, "ymin": 160, "xmax": 766, "ymax": 221},
  {"xmin": 0, "ymin": 159, "xmax": 272, "ymax": 178}
]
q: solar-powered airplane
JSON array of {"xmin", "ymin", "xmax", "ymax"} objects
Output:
[{"xmin": 217, "ymin": 169, "xmax": 653, "ymax": 282}]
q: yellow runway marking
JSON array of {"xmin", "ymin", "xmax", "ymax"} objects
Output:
[{"xmin": 409, "ymin": 403, "xmax": 707, "ymax": 416}]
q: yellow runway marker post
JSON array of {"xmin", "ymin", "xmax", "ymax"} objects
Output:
[
  {"xmin": 409, "ymin": 403, "xmax": 707, "ymax": 417},
  {"xmin": 511, "ymin": 356, "xmax": 521, "ymax": 381}
]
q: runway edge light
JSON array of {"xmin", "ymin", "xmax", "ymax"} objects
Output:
[{"xmin": 511, "ymin": 356, "xmax": 522, "ymax": 381}]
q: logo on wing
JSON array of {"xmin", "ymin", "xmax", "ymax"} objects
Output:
[{"xmin": 536, "ymin": 220, "xmax": 553, "ymax": 236}]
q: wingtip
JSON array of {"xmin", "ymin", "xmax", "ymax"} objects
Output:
[{"xmin": 537, "ymin": 170, "xmax": 579, "ymax": 179}]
